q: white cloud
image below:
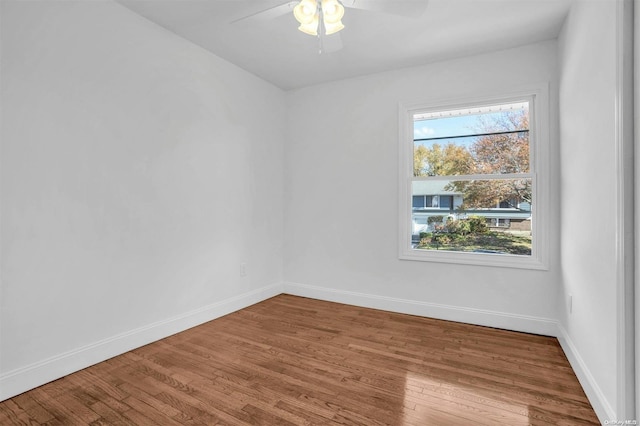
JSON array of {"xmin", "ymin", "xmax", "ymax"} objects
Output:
[{"xmin": 415, "ymin": 126, "xmax": 436, "ymax": 138}]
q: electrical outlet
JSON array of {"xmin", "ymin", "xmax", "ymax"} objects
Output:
[{"xmin": 240, "ymin": 263, "xmax": 247, "ymax": 277}]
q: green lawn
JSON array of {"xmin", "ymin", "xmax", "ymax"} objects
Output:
[{"xmin": 417, "ymin": 231, "xmax": 531, "ymax": 255}]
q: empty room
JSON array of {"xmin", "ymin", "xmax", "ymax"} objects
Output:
[{"xmin": 0, "ymin": 0, "xmax": 637, "ymax": 424}]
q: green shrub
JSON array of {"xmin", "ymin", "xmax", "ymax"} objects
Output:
[
  {"xmin": 468, "ymin": 216, "xmax": 488, "ymax": 234},
  {"xmin": 444, "ymin": 220, "xmax": 460, "ymax": 234},
  {"xmin": 457, "ymin": 220, "xmax": 471, "ymax": 235},
  {"xmin": 432, "ymin": 233, "xmax": 451, "ymax": 245},
  {"xmin": 444, "ymin": 218, "xmax": 472, "ymax": 235}
]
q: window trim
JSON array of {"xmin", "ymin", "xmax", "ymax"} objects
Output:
[{"xmin": 398, "ymin": 85, "xmax": 550, "ymax": 270}]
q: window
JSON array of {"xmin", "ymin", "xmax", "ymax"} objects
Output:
[
  {"xmin": 440, "ymin": 195, "xmax": 452, "ymax": 209},
  {"xmin": 399, "ymin": 88, "xmax": 549, "ymax": 269},
  {"xmin": 413, "ymin": 195, "xmax": 433, "ymax": 209},
  {"xmin": 412, "ymin": 194, "xmax": 454, "ymax": 210}
]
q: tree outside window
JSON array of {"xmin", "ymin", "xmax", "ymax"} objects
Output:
[{"xmin": 411, "ymin": 101, "xmax": 533, "ymax": 256}]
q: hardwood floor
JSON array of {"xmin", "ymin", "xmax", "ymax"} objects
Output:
[{"xmin": 1, "ymin": 294, "xmax": 599, "ymax": 425}]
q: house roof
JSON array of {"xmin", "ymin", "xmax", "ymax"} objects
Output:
[{"xmin": 412, "ymin": 180, "xmax": 459, "ymax": 196}]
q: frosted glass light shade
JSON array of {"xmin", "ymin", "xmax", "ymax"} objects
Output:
[
  {"xmin": 294, "ymin": 0, "xmax": 319, "ymax": 35},
  {"xmin": 322, "ymin": 0, "xmax": 345, "ymax": 35},
  {"xmin": 294, "ymin": 0, "xmax": 345, "ymax": 37}
]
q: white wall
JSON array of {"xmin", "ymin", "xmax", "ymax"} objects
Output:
[
  {"xmin": 0, "ymin": 0, "xmax": 285, "ymax": 399},
  {"xmin": 557, "ymin": 0, "xmax": 620, "ymax": 419},
  {"xmin": 284, "ymin": 41, "xmax": 561, "ymax": 333}
]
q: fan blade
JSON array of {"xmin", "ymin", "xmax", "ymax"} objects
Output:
[
  {"xmin": 321, "ymin": 32, "xmax": 343, "ymax": 53},
  {"xmin": 341, "ymin": 0, "xmax": 428, "ymax": 17},
  {"xmin": 231, "ymin": 1, "xmax": 297, "ymax": 24}
]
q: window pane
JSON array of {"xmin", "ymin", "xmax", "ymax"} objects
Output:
[
  {"xmin": 448, "ymin": 178, "xmax": 531, "ymax": 211},
  {"xmin": 412, "ymin": 181, "xmax": 461, "ymax": 211},
  {"xmin": 413, "ymin": 102, "xmax": 530, "ymax": 177},
  {"xmin": 412, "ymin": 195, "xmax": 423, "ymax": 208},
  {"xmin": 412, "ymin": 178, "xmax": 532, "ymax": 256}
]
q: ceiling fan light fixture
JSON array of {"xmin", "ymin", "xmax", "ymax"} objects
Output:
[
  {"xmin": 321, "ymin": 0, "xmax": 345, "ymax": 35},
  {"xmin": 323, "ymin": 20, "xmax": 344, "ymax": 35},
  {"xmin": 294, "ymin": 0, "xmax": 319, "ymax": 35},
  {"xmin": 297, "ymin": 18, "xmax": 319, "ymax": 35},
  {"xmin": 294, "ymin": 0, "xmax": 345, "ymax": 37}
]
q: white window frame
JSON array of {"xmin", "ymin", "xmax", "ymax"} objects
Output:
[{"xmin": 398, "ymin": 85, "xmax": 550, "ymax": 270}]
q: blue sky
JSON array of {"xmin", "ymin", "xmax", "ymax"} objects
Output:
[
  {"xmin": 414, "ymin": 115, "xmax": 480, "ymax": 141},
  {"xmin": 414, "ymin": 115, "xmax": 480, "ymax": 150},
  {"xmin": 413, "ymin": 107, "xmax": 527, "ymax": 150}
]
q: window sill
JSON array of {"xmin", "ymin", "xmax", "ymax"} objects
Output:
[{"xmin": 399, "ymin": 248, "xmax": 548, "ymax": 270}]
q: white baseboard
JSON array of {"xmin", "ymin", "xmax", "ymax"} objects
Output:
[
  {"xmin": 0, "ymin": 282, "xmax": 283, "ymax": 402},
  {"xmin": 283, "ymin": 281, "xmax": 613, "ymax": 424},
  {"xmin": 283, "ymin": 281, "xmax": 559, "ymax": 336},
  {"xmin": 556, "ymin": 324, "xmax": 616, "ymax": 422}
]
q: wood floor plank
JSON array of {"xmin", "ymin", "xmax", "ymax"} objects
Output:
[
  {"xmin": 120, "ymin": 395, "xmax": 185, "ymax": 426},
  {"xmin": 29, "ymin": 387, "xmax": 98, "ymax": 425},
  {"xmin": 0, "ymin": 294, "xmax": 600, "ymax": 425},
  {"xmin": 7, "ymin": 393, "xmax": 56, "ymax": 424},
  {"xmin": 114, "ymin": 382, "xmax": 183, "ymax": 419},
  {"xmin": 0, "ymin": 398, "xmax": 39, "ymax": 425}
]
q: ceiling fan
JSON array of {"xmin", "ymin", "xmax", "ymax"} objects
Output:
[{"xmin": 233, "ymin": 1, "xmax": 429, "ymax": 53}]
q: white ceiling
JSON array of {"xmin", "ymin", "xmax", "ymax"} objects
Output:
[{"xmin": 116, "ymin": 0, "xmax": 572, "ymax": 90}]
